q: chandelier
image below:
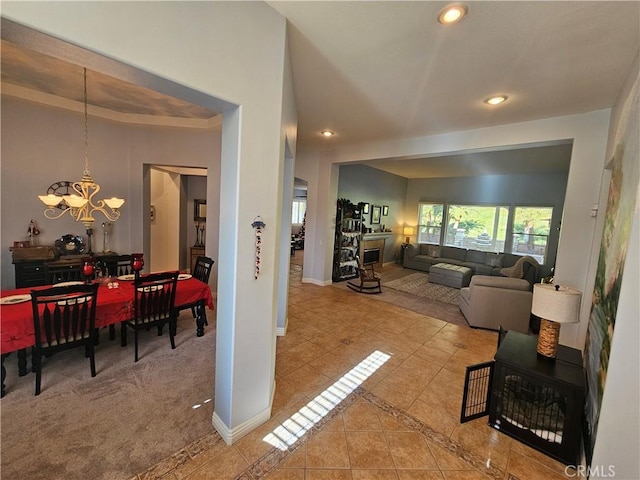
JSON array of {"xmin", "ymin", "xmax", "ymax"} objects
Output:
[{"xmin": 38, "ymin": 67, "xmax": 125, "ymax": 254}]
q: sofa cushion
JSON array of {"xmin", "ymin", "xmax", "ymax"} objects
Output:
[
  {"xmin": 427, "ymin": 245, "xmax": 441, "ymax": 258},
  {"xmin": 439, "ymin": 246, "xmax": 467, "ymax": 262},
  {"xmin": 418, "ymin": 244, "xmax": 430, "ymax": 255},
  {"xmin": 484, "ymin": 253, "xmax": 503, "ymax": 267},
  {"xmin": 501, "ymin": 253, "xmax": 521, "ymax": 268},
  {"xmin": 412, "ymin": 255, "xmax": 437, "ymax": 265},
  {"xmin": 467, "ymin": 263, "xmax": 493, "ymax": 276},
  {"xmin": 465, "ymin": 249, "xmax": 487, "ymax": 264},
  {"xmin": 469, "ymin": 275, "xmax": 531, "ymax": 291}
]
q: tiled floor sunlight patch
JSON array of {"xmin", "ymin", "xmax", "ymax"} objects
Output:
[{"xmin": 263, "ymin": 350, "xmax": 391, "ymax": 450}]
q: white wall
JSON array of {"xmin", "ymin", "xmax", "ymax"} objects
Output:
[{"xmin": 2, "ymin": 2, "xmax": 291, "ymax": 442}]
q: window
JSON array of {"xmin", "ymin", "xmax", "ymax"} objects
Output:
[
  {"xmin": 417, "ymin": 203, "xmax": 443, "ymax": 244},
  {"xmin": 292, "ymin": 199, "xmax": 306, "ymax": 225},
  {"xmin": 511, "ymin": 206, "xmax": 553, "ymax": 264},
  {"xmin": 445, "ymin": 204, "xmax": 508, "ymax": 252}
]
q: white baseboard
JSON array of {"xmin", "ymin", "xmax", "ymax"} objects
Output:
[
  {"xmin": 302, "ymin": 277, "xmax": 332, "ymax": 286},
  {"xmin": 212, "ymin": 379, "xmax": 276, "ymax": 445},
  {"xmin": 276, "ymin": 317, "xmax": 288, "ymax": 336}
]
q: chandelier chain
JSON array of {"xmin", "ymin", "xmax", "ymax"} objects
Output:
[{"xmin": 83, "ymin": 67, "xmax": 90, "ymax": 177}]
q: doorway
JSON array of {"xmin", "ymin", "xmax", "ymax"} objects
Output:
[{"xmin": 148, "ymin": 165, "xmax": 207, "ymax": 274}]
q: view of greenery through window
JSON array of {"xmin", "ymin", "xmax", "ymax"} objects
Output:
[
  {"xmin": 417, "ymin": 203, "xmax": 553, "ymax": 264},
  {"xmin": 445, "ymin": 205, "xmax": 509, "ymax": 250},
  {"xmin": 511, "ymin": 206, "xmax": 553, "ymax": 263}
]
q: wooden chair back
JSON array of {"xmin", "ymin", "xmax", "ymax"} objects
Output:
[
  {"xmin": 192, "ymin": 256, "xmax": 214, "ymax": 284},
  {"xmin": 30, "ymin": 283, "xmax": 99, "ymax": 395}
]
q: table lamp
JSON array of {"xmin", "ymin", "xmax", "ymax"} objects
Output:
[
  {"xmin": 403, "ymin": 226, "xmax": 414, "ymax": 244},
  {"xmin": 531, "ymin": 284, "xmax": 582, "ymax": 359}
]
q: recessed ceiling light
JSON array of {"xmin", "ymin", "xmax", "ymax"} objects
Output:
[
  {"xmin": 321, "ymin": 130, "xmax": 334, "ymax": 137},
  {"xmin": 438, "ymin": 4, "xmax": 468, "ymax": 25},
  {"xmin": 484, "ymin": 95, "xmax": 508, "ymax": 106}
]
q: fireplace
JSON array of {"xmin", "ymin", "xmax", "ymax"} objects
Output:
[{"xmin": 362, "ymin": 247, "xmax": 380, "ymax": 265}]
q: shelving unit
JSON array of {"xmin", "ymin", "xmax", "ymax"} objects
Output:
[{"xmin": 332, "ymin": 202, "xmax": 363, "ymax": 282}]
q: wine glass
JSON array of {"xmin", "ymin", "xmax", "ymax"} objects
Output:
[
  {"xmin": 82, "ymin": 257, "xmax": 95, "ymax": 284},
  {"xmin": 131, "ymin": 253, "xmax": 144, "ymax": 272}
]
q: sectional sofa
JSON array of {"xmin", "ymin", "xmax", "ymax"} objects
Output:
[{"xmin": 403, "ymin": 244, "xmax": 540, "ymax": 286}]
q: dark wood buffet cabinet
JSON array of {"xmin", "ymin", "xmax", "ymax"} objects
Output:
[{"xmin": 11, "ymin": 247, "xmax": 119, "ymax": 289}]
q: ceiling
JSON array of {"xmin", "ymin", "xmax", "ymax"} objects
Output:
[{"xmin": 2, "ymin": 2, "xmax": 639, "ymax": 178}]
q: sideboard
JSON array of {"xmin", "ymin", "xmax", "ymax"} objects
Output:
[{"xmin": 11, "ymin": 247, "xmax": 118, "ymax": 289}]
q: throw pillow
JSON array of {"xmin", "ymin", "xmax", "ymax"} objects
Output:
[
  {"xmin": 427, "ymin": 245, "xmax": 441, "ymax": 258},
  {"xmin": 485, "ymin": 253, "xmax": 503, "ymax": 268}
]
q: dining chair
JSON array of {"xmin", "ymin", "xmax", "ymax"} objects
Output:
[
  {"xmin": 121, "ymin": 271, "xmax": 179, "ymax": 362},
  {"xmin": 103, "ymin": 254, "xmax": 133, "ymax": 277},
  {"xmin": 185, "ymin": 256, "xmax": 215, "ymax": 322},
  {"xmin": 346, "ymin": 257, "xmax": 382, "ymax": 294},
  {"xmin": 44, "ymin": 263, "xmax": 84, "ymax": 284},
  {"xmin": 30, "ymin": 283, "xmax": 99, "ymax": 395}
]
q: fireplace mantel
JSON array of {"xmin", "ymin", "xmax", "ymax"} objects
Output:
[{"xmin": 362, "ymin": 232, "xmax": 393, "ymax": 240}]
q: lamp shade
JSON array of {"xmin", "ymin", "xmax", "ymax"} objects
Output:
[
  {"xmin": 104, "ymin": 197, "xmax": 125, "ymax": 210},
  {"xmin": 38, "ymin": 194, "xmax": 62, "ymax": 208},
  {"xmin": 532, "ymin": 284, "xmax": 581, "ymax": 324},
  {"xmin": 403, "ymin": 226, "xmax": 414, "ymax": 237},
  {"xmin": 63, "ymin": 194, "xmax": 89, "ymax": 209}
]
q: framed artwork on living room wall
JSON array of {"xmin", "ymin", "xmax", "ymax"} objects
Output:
[
  {"xmin": 382, "ymin": 205, "xmax": 389, "ymax": 216},
  {"xmin": 371, "ymin": 205, "xmax": 381, "ymax": 224}
]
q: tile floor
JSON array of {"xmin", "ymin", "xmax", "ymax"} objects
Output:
[{"xmin": 134, "ymin": 263, "xmax": 577, "ymax": 480}]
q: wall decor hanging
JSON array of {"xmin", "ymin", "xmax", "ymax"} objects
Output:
[
  {"xmin": 371, "ymin": 205, "xmax": 381, "ymax": 224},
  {"xmin": 251, "ymin": 216, "xmax": 266, "ymax": 279}
]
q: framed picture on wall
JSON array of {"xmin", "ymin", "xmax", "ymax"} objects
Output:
[
  {"xmin": 362, "ymin": 203, "xmax": 370, "ymax": 214},
  {"xmin": 194, "ymin": 199, "xmax": 207, "ymax": 222},
  {"xmin": 371, "ymin": 205, "xmax": 381, "ymax": 224},
  {"xmin": 382, "ymin": 205, "xmax": 389, "ymax": 216}
]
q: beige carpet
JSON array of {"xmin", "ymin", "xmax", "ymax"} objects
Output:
[
  {"xmin": 383, "ymin": 272, "xmax": 461, "ymax": 305},
  {"xmin": 0, "ymin": 310, "xmax": 217, "ymax": 480}
]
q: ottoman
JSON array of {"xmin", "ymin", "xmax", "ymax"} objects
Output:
[{"xmin": 429, "ymin": 263, "xmax": 472, "ymax": 288}]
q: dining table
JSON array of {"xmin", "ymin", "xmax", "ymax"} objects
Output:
[{"xmin": 0, "ymin": 275, "xmax": 214, "ymax": 396}]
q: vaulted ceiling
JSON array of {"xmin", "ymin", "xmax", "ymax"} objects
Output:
[{"xmin": 2, "ymin": 2, "xmax": 639, "ymax": 178}]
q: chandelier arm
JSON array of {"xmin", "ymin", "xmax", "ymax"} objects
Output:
[
  {"xmin": 89, "ymin": 202, "xmax": 122, "ymax": 222},
  {"xmin": 43, "ymin": 207, "xmax": 72, "ymax": 221}
]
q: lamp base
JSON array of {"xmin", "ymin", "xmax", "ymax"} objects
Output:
[
  {"xmin": 537, "ymin": 318, "xmax": 560, "ymax": 359},
  {"xmin": 405, "ymin": 236, "xmax": 411, "ymax": 244}
]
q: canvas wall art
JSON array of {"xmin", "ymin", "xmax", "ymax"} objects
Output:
[{"xmin": 584, "ymin": 77, "xmax": 639, "ymax": 457}]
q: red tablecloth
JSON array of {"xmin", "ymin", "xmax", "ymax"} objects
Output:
[{"xmin": 0, "ymin": 278, "xmax": 214, "ymax": 354}]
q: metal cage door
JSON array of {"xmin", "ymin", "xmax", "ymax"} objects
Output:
[{"xmin": 460, "ymin": 360, "xmax": 495, "ymax": 423}]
